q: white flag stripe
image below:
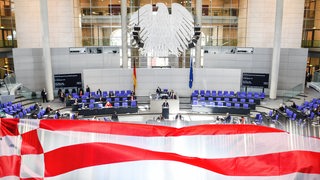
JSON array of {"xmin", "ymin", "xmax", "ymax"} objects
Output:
[
  {"xmin": 18, "ymin": 119, "xmax": 40, "ymax": 135},
  {"xmin": 39, "ymin": 130, "xmax": 320, "ymax": 158},
  {"xmin": 20, "ymin": 154, "xmax": 44, "ymax": 179},
  {"xmin": 43, "ymin": 160, "xmax": 320, "ymax": 180},
  {"xmin": 0, "ymin": 176, "xmax": 20, "ymax": 180},
  {"xmin": 0, "ymin": 135, "xmax": 21, "ymax": 156}
]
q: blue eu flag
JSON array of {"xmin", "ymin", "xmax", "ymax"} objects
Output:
[{"xmin": 189, "ymin": 57, "xmax": 193, "ymax": 88}]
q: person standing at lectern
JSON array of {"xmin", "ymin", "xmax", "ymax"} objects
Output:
[{"xmin": 162, "ymin": 99, "xmax": 169, "ymax": 107}]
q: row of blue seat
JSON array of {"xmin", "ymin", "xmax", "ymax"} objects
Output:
[
  {"xmin": 87, "ymin": 100, "xmax": 137, "ymax": 109},
  {"xmin": 192, "ymin": 100, "xmax": 250, "ymax": 109},
  {"xmin": 192, "ymin": 96, "xmax": 255, "ymax": 104},
  {"xmin": 192, "ymin": 90, "xmax": 265, "ymax": 99},
  {"xmin": 70, "ymin": 90, "xmax": 133, "ymax": 99}
]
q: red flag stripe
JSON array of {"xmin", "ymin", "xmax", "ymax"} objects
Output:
[
  {"xmin": 0, "ymin": 155, "xmax": 21, "ymax": 177},
  {"xmin": 44, "ymin": 142, "xmax": 320, "ymax": 177},
  {"xmin": 39, "ymin": 120, "xmax": 285, "ymax": 136},
  {"xmin": 0, "ymin": 118, "xmax": 20, "ymax": 137},
  {"xmin": 21, "ymin": 129, "xmax": 43, "ymax": 155}
]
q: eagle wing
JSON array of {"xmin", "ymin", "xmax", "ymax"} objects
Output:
[{"xmin": 169, "ymin": 3, "xmax": 194, "ymax": 54}]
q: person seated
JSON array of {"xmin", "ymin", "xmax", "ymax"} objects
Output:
[
  {"xmin": 105, "ymin": 101, "xmax": 113, "ymax": 108},
  {"xmin": 156, "ymin": 114, "xmax": 164, "ymax": 121},
  {"xmin": 97, "ymin": 89, "xmax": 102, "ymax": 97},
  {"xmin": 170, "ymin": 92, "xmax": 177, "ymax": 99},
  {"xmin": 45, "ymin": 105, "xmax": 53, "ymax": 115},
  {"xmin": 175, "ymin": 113, "xmax": 184, "ymax": 120},
  {"xmin": 109, "ymin": 91, "xmax": 115, "ymax": 97},
  {"xmin": 291, "ymin": 102, "xmax": 297, "ymax": 109},
  {"xmin": 279, "ymin": 103, "xmax": 285, "ymax": 112},
  {"xmin": 55, "ymin": 110, "xmax": 61, "ymax": 119},
  {"xmin": 111, "ymin": 111, "xmax": 119, "ymax": 122},
  {"xmin": 224, "ymin": 113, "xmax": 231, "ymax": 124}
]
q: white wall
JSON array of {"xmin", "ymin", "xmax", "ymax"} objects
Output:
[
  {"xmin": 243, "ymin": 0, "xmax": 304, "ymax": 48},
  {"xmin": 15, "ymin": 0, "xmax": 76, "ymax": 48},
  {"xmin": 13, "ymin": 47, "xmax": 307, "ymax": 97},
  {"xmin": 83, "ymin": 68, "xmax": 242, "ymax": 97}
]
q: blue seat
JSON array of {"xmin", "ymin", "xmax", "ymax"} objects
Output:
[
  {"xmin": 192, "ymin": 100, "xmax": 198, "ymax": 105},
  {"xmin": 240, "ymin": 98, "xmax": 246, "ymax": 103},
  {"xmin": 249, "ymin": 99, "xmax": 254, "ymax": 104},
  {"xmin": 89, "ymin": 103, "xmax": 94, "ymax": 109},
  {"xmin": 102, "ymin": 91, "xmax": 108, "ymax": 97},
  {"xmin": 122, "ymin": 102, "xmax": 128, "ymax": 107},
  {"xmin": 243, "ymin": 104, "xmax": 249, "ymax": 109},
  {"xmin": 223, "ymin": 91, "xmax": 229, "ymax": 96},
  {"xmin": 200, "ymin": 90, "xmax": 205, "ymax": 96},
  {"xmin": 212, "ymin": 91, "xmax": 217, "ymax": 96},
  {"xmin": 115, "ymin": 97, "xmax": 120, "ymax": 102},
  {"xmin": 208, "ymin": 97, "xmax": 213, "ymax": 101},
  {"xmin": 209, "ymin": 101, "xmax": 215, "ymax": 106},
  {"xmin": 232, "ymin": 98, "xmax": 237, "ymax": 102},
  {"xmin": 216, "ymin": 97, "xmax": 221, "ymax": 101},
  {"xmin": 217, "ymin": 102, "xmax": 223, "ymax": 106},
  {"xmin": 235, "ymin": 103, "xmax": 240, "ymax": 108},
  {"xmin": 200, "ymin": 97, "xmax": 205, "ymax": 101},
  {"xmin": 114, "ymin": 102, "xmax": 120, "ymax": 108},
  {"xmin": 224, "ymin": 97, "xmax": 230, "ymax": 102},
  {"xmin": 131, "ymin": 100, "xmax": 137, "ymax": 107},
  {"xmin": 205, "ymin": 90, "xmax": 211, "ymax": 97},
  {"xmin": 97, "ymin": 103, "xmax": 103, "ymax": 108},
  {"xmin": 217, "ymin": 91, "xmax": 223, "ymax": 97},
  {"xmin": 226, "ymin": 102, "xmax": 231, "ymax": 107}
]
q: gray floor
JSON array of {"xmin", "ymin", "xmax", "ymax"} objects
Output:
[{"xmin": 15, "ymin": 86, "xmax": 320, "ymax": 138}]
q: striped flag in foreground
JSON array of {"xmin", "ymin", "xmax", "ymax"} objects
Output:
[{"xmin": 1, "ymin": 118, "xmax": 320, "ymax": 180}]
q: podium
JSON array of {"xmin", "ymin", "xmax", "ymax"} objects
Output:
[{"xmin": 162, "ymin": 107, "xmax": 169, "ymax": 119}]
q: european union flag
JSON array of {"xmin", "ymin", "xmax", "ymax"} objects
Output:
[{"xmin": 189, "ymin": 57, "xmax": 193, "ymax": 88}]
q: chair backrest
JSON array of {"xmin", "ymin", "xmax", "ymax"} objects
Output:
[
  {"xmin": 240, "ymin": 98, "xmax": 246, "ymax": 103},
  {"xmin": 226, "ymin": 102, "xmax": 231, "ymax": 107},
  {"xmin": 232, "ymin": 98, "xmax": 237, "ymax": 102},
  {"xmin": 122, "ymin": 102, "xmax": 128, "ymax": 107},
  {"xmin": 212, "ymin": 90, "xmax": 216, "ymax": 96},
  {"xmin": 131, "ymin": 100, "xmax": 137, "ymax": 107},
  {"xmin": 249, "ymin": 99, "xmax": 254, "ymax": 103},
  {"xmin": 89, "ymin": 103, "xmax": 94, "ymax": 109},
  {"xmin": 200, "ymin": 97, "xmax": 205, "ymax": 101},
  {"xmin": 235, "ymin": 103, "xmax": 240, "ymax": 108},
  {"xmin": 192, "ymin": 100, "xmax": 198, "ymax": 105},
  {"xmin": 216, "ymin": 97, "xmax": 221, "ymax": 101},
  {"xmin": 208, "ymin": 97, "xmax": 213, "ymax": 101},
  {"xmin": 243, "ymin": 104, "xmax": 249, "ymax": 109},
  {"xmin": 114, "ymin": 102, "xmax": 120, "ymax": 108},
  {"xmin": 224, "ymin": 97, "xmax": 230, "ymax": 102},
  {"xmin": 217, "ymin": 102, "xmax": 223, "ymax": 106}
]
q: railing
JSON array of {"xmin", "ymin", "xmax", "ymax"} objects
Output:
[
  {"xmin": 313, "ymin": 70, "xmax": 320, "ymax": 82},
  {"xmin": 282, "ymin": 83, "xmax": 304, "ymax": 102}
]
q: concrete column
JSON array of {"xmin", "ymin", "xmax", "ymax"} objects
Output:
[
  {"xmin": 121, "ymin": 0, "xmax": 128, "ymax": 68},
  {"xmin": 40, "ymin": 0, "xmax": 54, "ymax": 101},
  {"xmin": 195, "ymin": 0, "xmax": 202, "ymax": 68},
  {"xmin": 270, "ymin": 0, "xmax": 284, "ymax": 99}
]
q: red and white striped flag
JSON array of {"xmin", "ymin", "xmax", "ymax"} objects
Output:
[{"xmin": 1, "ymin": 118, "xmax": 320, "ymax": 179}]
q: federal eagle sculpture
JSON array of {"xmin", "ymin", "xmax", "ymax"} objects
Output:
[{"xmin": 129, "ymin": 3, "xmax": 195, "ymax": 57}]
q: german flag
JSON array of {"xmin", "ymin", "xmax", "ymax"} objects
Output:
[{"xmin": 133, "ymin": 60, "xmax": 137, "ymax": 91}]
